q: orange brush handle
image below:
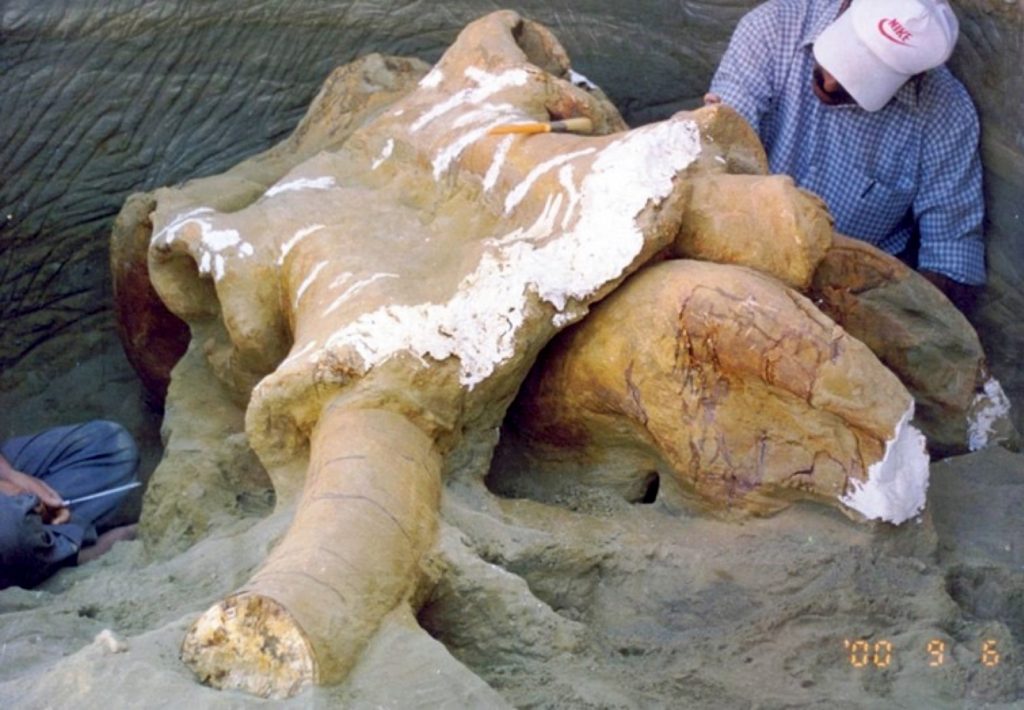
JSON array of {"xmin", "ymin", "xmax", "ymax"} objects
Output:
[{"xmin": 488, "ymin": 117, "xmax": 593, "ymax": 136}]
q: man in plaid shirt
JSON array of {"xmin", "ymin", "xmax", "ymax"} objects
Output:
[{"xmin": 706, "ymin": 0, "xmax": 984, "ymax": 312}]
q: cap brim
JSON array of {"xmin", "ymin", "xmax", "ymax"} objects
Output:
[{"xmin": 813, "ymin": 13, "xmax": 908, "ymax": 112}]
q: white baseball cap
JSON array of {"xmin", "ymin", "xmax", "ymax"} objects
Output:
[{"xmin": 813, "ymin": 0, "xmax": 959, "ymax": 111}]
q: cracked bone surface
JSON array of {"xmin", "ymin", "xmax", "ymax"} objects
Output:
[
  {"xmin": 129, "ymin": 10, "xmax": 756, "ymax": 698},
  {"xmin": 810, "ymin": 235, "xmax": 1017, "ymax": 456},
  {"xmin": 494, "ymin": 259, "xmax": 929, "ymax": 524},
  {"xmin": 113, "ymin": 8, "xmax": 957, "ymax": 700}
]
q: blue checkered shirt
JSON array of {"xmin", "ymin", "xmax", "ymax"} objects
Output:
[{"xmin": 710, "ymin": 0, "xmax": 986, "ymax": 285}]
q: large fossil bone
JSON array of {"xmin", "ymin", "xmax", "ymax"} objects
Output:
[
  {"xmin": 133, "ymin": 10, "xmax": 772, "ymax": 698},
  {"xmin": 493, "ymin": 258, "xmax": 929, "ymax": 523},
  {"xmin": 810, "ymin": 235, "xmax": 1016, "ymax": 455},
  {"xmin": 109, "ymin": 8, "xmax": 979, "ymax": 700}
]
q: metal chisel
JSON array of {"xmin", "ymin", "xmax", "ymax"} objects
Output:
[{"xmin": 62, "ymin": 481, "xmax": 142, "ymax": 507}]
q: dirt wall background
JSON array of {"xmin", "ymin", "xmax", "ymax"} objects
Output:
[
  {"xmin": 0, "ymin": 3, "xmax": 1022, "ymax": 707},
  {"xmin": 1, "ymin": 0, "xmax": 1021, "ymax": 436}
]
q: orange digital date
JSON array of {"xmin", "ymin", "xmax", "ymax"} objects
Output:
[{"xmin": 843, "ymin": 638, "xmax": 1001, "ymax": 668}]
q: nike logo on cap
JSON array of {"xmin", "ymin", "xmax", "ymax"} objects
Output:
[{"xmin": 878, "ymin": 18, "xmax": 914, "ymax": 46}]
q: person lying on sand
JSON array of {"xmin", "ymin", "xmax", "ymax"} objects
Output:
[{"xmin": 0, "ymin": 421, "xmax": 140, "ymax": 589}]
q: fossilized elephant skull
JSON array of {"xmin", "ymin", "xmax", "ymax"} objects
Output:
[{"xmin": 110, "ymin": 8, "xmax": 1010, "ymax": 700}]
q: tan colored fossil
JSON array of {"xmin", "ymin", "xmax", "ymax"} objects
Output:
[
  {"xmin": 108, "ymin": 9, "xmax": 985, "ymax": 700},
  {"xmin": 496, "ymin": 258, "xmax": 926, "ymax": 521},
  {"xmin": 125, "ymin": 11, "xmax": 774, "ymax": 698},
  {"xmin": 810, "ymin": 235, "xmax": 1016, "ymax": 455}
]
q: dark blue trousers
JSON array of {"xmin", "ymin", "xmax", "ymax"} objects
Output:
[{"xmin": 0, "ymin": 421, "xmax": 139, "ymax": 588}]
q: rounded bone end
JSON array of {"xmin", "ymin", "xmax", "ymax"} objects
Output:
[{"xmin": 181, "ymin": 593, "xmax": 316, "ymax": 699}]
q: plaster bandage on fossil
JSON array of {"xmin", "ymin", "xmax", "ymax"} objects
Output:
[
  {"xmin": 110, "ymin": 9, "xmax": 987, "ymax": 701},
  {"xmin": 128, "ymin": 11, "xmax": 717, "ymax": 699}
]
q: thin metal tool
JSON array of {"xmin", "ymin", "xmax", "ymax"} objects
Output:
[{"xmin": 62, "ymin": 481, "xmax": 142, "ymax": 507}]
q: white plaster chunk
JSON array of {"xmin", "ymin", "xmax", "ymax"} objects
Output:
[
  {"xmin": 840, "ymin": 407, "xmax": 930, "ymax": 525},
  {"xmin": 296, "ymin": 260, "xmax": 329, "ymax": 304},
  {"xmin": 323, "ymin": 273, "xmax": 400, "ymax": 316},
  {"xmin": 264, "ymin": 176, "xmax": 336, "ymax": 198},
  {"xmin": 557, "ymin": 165, "xmax": 581, "ymax": 230},
  {"xmin": 153, "ymin": 209, "xmax": 253, "ymax": 282},
  {"xmin": 329, "ymin": 272, "xmax": 354, "ymax": 290},
  {"xmin": 434, "ymin": 123, "xmax": 498, "ymax": 180},
  {"xmin": 152, "ymin": 207, "xmax": 214, "ymax": 245},
  {"xmin": 372, "ymin": 139, "xmax": 395, "ymax": 170},
  {"xmin": 279, "ymin": 225, "xmax": 325, "ymax": 265},
  {"xmin": 967, "ymin": 377, "xmax": 1012, "ymax": 451},
  {"xmin": 195, "ymin": 221, "xmax": 249, "ymax": 281},
  {"xmin": 212, "ymin": 254, "xmax": 226, "ymax": 280},
  {"xmin": 484, "ymin": 135, "xmax": 516, "ymax": 193},
  {"xmin": 411, "ymin": 68, "xmax": 529, "ymax": 133},
  {"xmin": 434, "ymin": 104, "xmax": 525, "ymax": 179},
  {"xmin": 202, "ymin": 228, "xmax": 242, "ymax": 251},
  {"xmin": 552, "ymin": 302, "xmax": 589, "ymax": 328},
  {"xmin": 568, "ymin": 69, "xmax": 599, "ymax": 90},
  {"xmin": 493, "ymin": 192, "xmax": 564, "ymax": 247},
  {"xmin": 532, "ymin": 120, "xmax": 702, "ymax": 310},
  {"xmin": 419, "ymin": 67, "xmax": 444, "ymax": 89},
  {"xmin": 504, "ymin": 148, "xmax": 597, "ymax": 214},
  {"xmin": 320, "ymin": 119, "xmax": 703, "ymax": 388},
  {"xmin": 452, "ymin": 103, "xmax": 517, "ymax": 129},
  {"xmin": 94, "ymin": 629, "xmax": 128, "ymax": 655}
]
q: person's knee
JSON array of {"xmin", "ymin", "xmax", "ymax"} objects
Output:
[
  {"xmin": 79, "ymin": 420, "xmax": 128, "ymax": 442},
  {"xmin": 81, "ymin": 420, "xmax": 140, "ymax": 481}
]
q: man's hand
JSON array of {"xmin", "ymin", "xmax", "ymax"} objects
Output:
[
  {"xmin": 0, "ymin": 459, "xmax": 70, "ymax": 524},
  {"xmin": 0, "ymin": 479, "xmax": 24, "ymax": 497},
  {"xmin": 703, "ymin": 92, "xmax": 722, "ymax": 106}
]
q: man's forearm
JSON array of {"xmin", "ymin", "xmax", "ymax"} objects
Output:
[
  {"xmin": 0, "ymin": 454, "xmax": 16, "ymax": 480},
  {"xmin": 0, "ymin": 455, "xmax": 25, "ymax": 497},
  {"xmin": 920, "ymin": 270, "xmax": 982, "ymax": 317}
]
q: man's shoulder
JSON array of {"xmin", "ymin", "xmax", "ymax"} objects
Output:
[
  {"xmin": 742, "ymin": 0, "xmax": 834, "ymax": 23},
  {"xmin": 737, "ymin": 0, "xmax": 836, "ymax": 43},
  {"xmin": 917, "ymin": 67, "xmax": 979, "ymax": 123}
]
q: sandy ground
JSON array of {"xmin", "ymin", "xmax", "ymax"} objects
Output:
[{"xmin": 0, "ymin": 332, "xmax": 1021, "ymax": 708}]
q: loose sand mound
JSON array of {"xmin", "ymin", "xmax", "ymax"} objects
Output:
[{"xmin": 1, "ymin": 345, "xmax": 1021, "ymax": 708}]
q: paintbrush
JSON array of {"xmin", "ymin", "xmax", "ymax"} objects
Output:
[{"xmin": 488, "ymin": 117, "xmax": 593, "ymax": 136}]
